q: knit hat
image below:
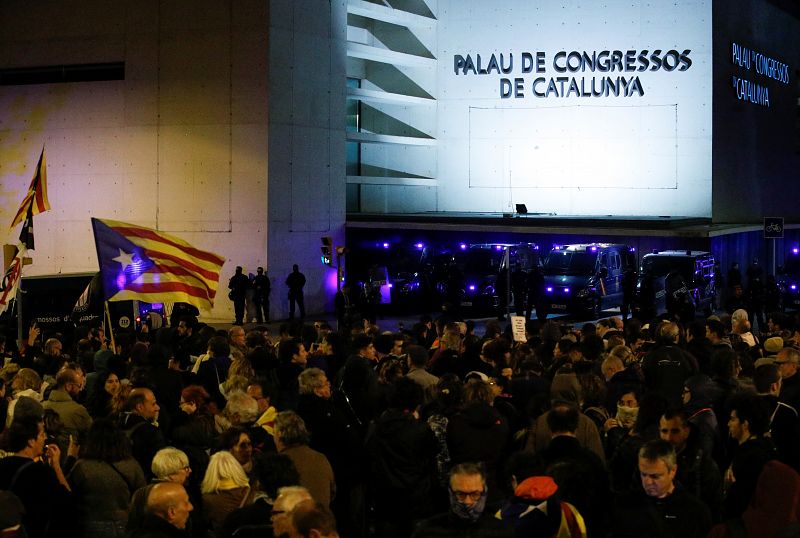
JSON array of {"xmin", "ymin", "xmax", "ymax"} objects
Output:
[{"xmin": 764, "ymin": 337, "xmax": 784, "ymax": 354}]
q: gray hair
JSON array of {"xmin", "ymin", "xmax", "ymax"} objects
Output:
[
  {"xmin": 298, "ymin": 368, "xmax": 327, "ymax": 395},
  {"xmin": 151, "ymin": 447, "xmax": 190, "ymax": 479},
  {"xmin": 224, "ymin": 390, "xmax": 259, "ymax": 424},
  {"xmin": 638, "ymin": 439, "xmax": 677, "ymax": 470},
  {"xmin": 449, "ymin": 462, "xmax": 486, "ymax": 487},
  {"xmin": 275, "ymin": 411, "xmax": 311, "ymax": 446}
]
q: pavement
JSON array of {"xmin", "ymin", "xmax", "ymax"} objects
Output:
[{"xmin": 206, "ymin": 306, "xmax": 611, "ymax": 337}]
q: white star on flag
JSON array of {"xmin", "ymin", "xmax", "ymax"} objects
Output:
[{"xmin": 112, "ymin": 248, "xmax": 136, "ymax": 270}]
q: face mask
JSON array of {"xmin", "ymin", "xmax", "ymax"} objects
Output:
[
  {"xmin": 449, "ymin": 490, "xmax": 487, "ymax": 522},
  {"xmin": 616, "ymin": 405, "xmax": 639, "ymax": 429}
]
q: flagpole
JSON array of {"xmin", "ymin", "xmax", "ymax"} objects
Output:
[
  {"xmin": 104, "ymin": 301, "xmax": 116, "ymax": 353},
  {"xmin": 16, "ymin": 285, "xmax": 23, "ymax": 350}
]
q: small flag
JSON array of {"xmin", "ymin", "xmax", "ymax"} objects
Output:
[
  {"xmin": 71, "ymin": 272, "xmax": 104, "ymax": 325},
  {"xmin": 10, "ymin": 148, "xmax": 50, "ymax": 230},
  {"xmin": 0, "ymin": 245, "xmax": 27, "ymax": 316},
  {"xmin": 91, "ymin": 218, "xmax": 226, "ymax": 311},
  {"xmin": 19, "ymin": 207, "xmax": 35, "ymax": 250}
]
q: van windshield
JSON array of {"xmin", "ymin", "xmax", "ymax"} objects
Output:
[
  {"xmin": 642, "ymin": 257, "xmax": 695, "ymax": 279},
  {"xmin": 542, "ymin": 251, "xmax": 597, "ymax": 275}
]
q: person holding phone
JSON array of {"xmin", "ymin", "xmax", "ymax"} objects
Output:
[{"xmin": 0, "ymin": 416, "xmax": 75, "ymax": 538}]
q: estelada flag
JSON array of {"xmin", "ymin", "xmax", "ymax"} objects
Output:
[
  {"xmin": 91, "ymin": 218, "xmax": 226, "ymax": 311},
  {"xmin": 10, "ymin": 148, "xmax": 50, "ymax": 229},
  {"xmin": 0, "ymin": 244, "xmax": 27, "ymax": 315}
]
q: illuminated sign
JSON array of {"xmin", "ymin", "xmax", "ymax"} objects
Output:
[
  {"xmin": 453, "ymin": 49, "xmax": 693, "ymax": 99},
  {"xmin": 435, "ymin": 0, "xmax": 712, "ymax": 218},
  {"xmin": 730, "ymin": 42, "xmax": 790, "ymax": 107}
]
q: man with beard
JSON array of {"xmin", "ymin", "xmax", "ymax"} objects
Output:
[{"xmin": 411, "ymin": 463, "xmax": 513, "ymax": 538}]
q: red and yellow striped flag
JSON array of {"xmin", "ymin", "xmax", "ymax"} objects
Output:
[
  {"xmin": 91, "ymin": 218, "xmax": 226, "ymax": 311},
  {"xmin": 10, "ymin": 148, "xmax": 50, "ymax": 229}
]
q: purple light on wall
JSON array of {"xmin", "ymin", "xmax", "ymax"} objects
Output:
[
  {"xmin": 460, "ymin": 243, "xmax": 467, "ymax": 250},
  {"xmin": 792, "ymin": 284, "xmax": 797, "ymax": 290},
  {"xmin": 469, "ymin": 284, "xmax": 476, "ymax": 291},
  {"xmin": 325, "ymin": 269, "xmax": 339, "ymax": 295},
  {"xmin": 564, "ymin": 287, "xmax": 570, "ymax": 293},
  {"xmin": 415, "ymin": 243, "xmax": 424, "ymax": 249},
  {"xmin": 546, "ymin": 286, "xmax": 553, "ymax": 293},
  {"xmin": 794, "ymin": 248, "xmax": 799, "ymax": 254},
  {"xmin": 382, "ymin": 243, "xmax": 389, "ymax": 249},
  {"xmin": 495, "ymin": 245, "xmax": 503, "ymax": 251}
]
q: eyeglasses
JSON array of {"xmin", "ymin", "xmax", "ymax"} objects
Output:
[{"xmin": 450, "ymin": 489, "xmax": 485, "ymax": 502}]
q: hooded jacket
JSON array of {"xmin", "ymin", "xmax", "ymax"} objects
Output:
[{"xmin": 708, "ymin": 460, "xmax": 800, "ymax": 538}]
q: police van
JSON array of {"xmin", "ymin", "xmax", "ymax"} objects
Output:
[
  {"xmin": 635, "ymin": 250, "xmax": 716, "ymax": 319},
  {"xmin": 541, "ymin": 243, "xmax": 635, "ymax": 318}
]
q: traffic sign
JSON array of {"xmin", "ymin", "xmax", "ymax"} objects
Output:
[{"xmin": 764, "ymin": 217, "xmax": 784, "ymax": 239}]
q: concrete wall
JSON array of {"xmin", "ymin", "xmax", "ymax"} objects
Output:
[
  {"xmin": 0, "ymin": 0, "xmax": 268, "ymax": 322},
  {"xmin": 267, "ymin": 0, "xmax": 347, "ymax": 317}
]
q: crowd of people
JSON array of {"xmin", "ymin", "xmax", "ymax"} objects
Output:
[{"xmin": 1, "ymin": 297, "xmax": 800, "ymax": 538}]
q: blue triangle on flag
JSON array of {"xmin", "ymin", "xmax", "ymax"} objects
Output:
[{"xmin": 91, "ymin": 218, "xmax": 155, "ymax": 300}]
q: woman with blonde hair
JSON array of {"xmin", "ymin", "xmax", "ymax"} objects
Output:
[
  {"xmin": 5, "ymin": 368, "xmax": 44, "ymax": 427},
  {"xmin": 200, "ymin": 449, "xmax": 252, "ymax": 531}
]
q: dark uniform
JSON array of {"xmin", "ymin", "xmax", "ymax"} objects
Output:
[
  {"xmin": 252, "ymin": 267, "xmax": 271, "ymax": 323},
  {"xmin": 228, "ymin": 266, "xmax": 250, "ymax": 325}
]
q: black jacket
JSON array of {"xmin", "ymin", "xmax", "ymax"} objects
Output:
[
  {"xmin": 130, "ymin": 514, "xmax": 190, "ymax": 538},
  {"xmin": 642, "ymin": 344, "xmax": 698, "ymax": 407},
  {"xmin": 296, "ymin": 392, "xmax": 363, "ymax": 484},
  {"xmin": 537, "ymin": 435, "xmax": 610, "ymax": 534},
  {"xmin": 120, "ymin": 412, "xmax": 168, "ymax": 481},
  {"xmin": 447, "ymin": 402, "xmax": 509, "ymax": 503},
  {"xmin": 611, "ymin": 483, "xmax": 712, "ymax": 538},
  {"xmin": 335, "ymin": 354, "xmax": 379, "ymax": 429},
  {"xmin": 366, "ymin": 408, "xmax": 438, "ymax": 520},
  {"xmin": 411, "ymin": 511, "xmax": 514, "ymax": 538}
]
